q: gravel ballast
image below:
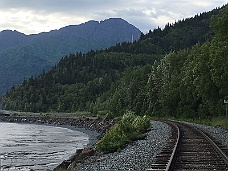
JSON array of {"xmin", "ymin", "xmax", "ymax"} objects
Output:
[
  {"xmin": 76, "ymin": 121, "xmax": 171, "ymax": 171},
  {"xmin": 185, "ymin": 122, "xmax": 228, "ymax": 148},
  {"xmin": 75, "ymin": 120, "xmax": 228, "ymax": 171}
]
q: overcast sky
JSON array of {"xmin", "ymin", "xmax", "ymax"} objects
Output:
[{"xmin": 0, "ymin": 0, "xmax": 227, "ymax": 35}]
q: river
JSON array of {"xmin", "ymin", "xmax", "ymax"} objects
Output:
[{"xmin": 0, "ymin": 122, "xmax": 90, "ymax": 171}]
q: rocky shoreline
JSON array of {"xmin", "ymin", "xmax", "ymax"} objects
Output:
[
  {"xmin": 0, "ymin": 115, "xmax": 117, "ymax": 170},
  {"xmin": 0, "ymin": 115, "xmax": 114, "ymax": 133}
]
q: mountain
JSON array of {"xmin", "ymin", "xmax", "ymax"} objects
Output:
[
  {"xmin": 107, "ymin": 9, "xmax": 221, "ymax": 55},
  {"xmin": 0, "ymin": 30, "xmax": 27, "ymax": 52},
  {"xmin": 0, "ymin": 18, "xmax": 141, "ymax": 95},
  {"xmin": 3, "ymin": 4, "xmax": 226, "ymax": 116}
]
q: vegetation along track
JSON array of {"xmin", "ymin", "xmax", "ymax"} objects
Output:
[{"xmin": 147, "ymin": 120, "xmax": 228, "ymax": 171}]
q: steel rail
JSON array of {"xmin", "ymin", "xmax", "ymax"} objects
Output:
[
  {"xmin": 146, "ymin": 120, "xmax": 180, "ymax": 171},
  {"xmin": 148, "ymin": 120, "xmax": 228, "ymax": 171},
  {"xmin": 168, "ymin": 121, "xmax": 228, "ymax": 171},
  {"xmin": 164, "ymin": 121, "xmax": 180, "ymax": 171},
  {"xmin": 194, "ymin": 126, "xmax": 228, "ymax": 165}
]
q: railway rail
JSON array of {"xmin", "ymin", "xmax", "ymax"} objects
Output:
[{"xmin": 147, "ymin": 121, "xmax": 228, "ymax": 171}]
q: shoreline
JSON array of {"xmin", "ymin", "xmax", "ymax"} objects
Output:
[
  {"xmin": 57, "ymin": 124, "xmax": 101, "ymax": 148},
  {"xmin": 0, "ymin": 115, "xmax": 116, "ymax": 170}
]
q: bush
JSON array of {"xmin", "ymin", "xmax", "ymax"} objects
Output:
[
  {"xmin": 121, "ymin": 111, "xmax": 137, "ymax": 124},
  {"xmin": 96, "ymin": 124, "xmax": 130, "ymax": 153},
  {"xmin": 132, "ymin": 115, "xmax": 151, "ymax": 132},
  {"xmin": 96, "ymin": 111, "xmax": 151, "ymax": 153}
]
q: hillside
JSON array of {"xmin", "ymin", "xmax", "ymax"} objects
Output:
[
  {"xmin": 0, "ymin": 18, "xmax": 141, "ymax": 95},
  {"xmin": 107, "ymin": 8, "xmax": 220, "ymax": 55},
  {"xmin": 2, "ymin": 4, "xmax": 227, "ymax": 120}
]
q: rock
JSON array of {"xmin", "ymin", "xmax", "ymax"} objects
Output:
[
  {"xmin": 79, "ymin": 148, "xmax": 95, "ymax": 159},
  {"xmin": 67, "ymin": 148, "xmax": 95, "ymax": 170}
]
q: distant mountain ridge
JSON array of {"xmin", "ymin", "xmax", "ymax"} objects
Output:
[
  {"xmin": 0, "ymin": 18, "xmax": 141, "ymax": 95},
  {"xmin": 0, "ymin": 18, "xmax": 140, "ymax": 54},
  {"xmin": 0, "ymin": 30, "xmax": 27, "ymax": 52}
]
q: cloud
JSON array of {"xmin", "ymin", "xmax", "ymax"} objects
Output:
[
  {"xmin": 0, "ymin": 0, "xmax": 120, "ymax": 13},
  {"xmin": 0, "ymin": 0, "xmax": 227, "ymax": 34}
]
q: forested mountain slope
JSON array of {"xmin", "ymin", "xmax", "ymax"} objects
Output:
[
  {"xmin": 0, "ymin": 18, "xmax": 141, "ymax": 95},
  {"xmin": 3, "ymin": 5, "xmax": 227, "ymax": 120},
  {"xmin": 107, "ymin": 5, "xmax": 228, "ymax": 118},
  {"xmin": 107, "ymin": 7, "xmax": 220, "ymax": 55}
]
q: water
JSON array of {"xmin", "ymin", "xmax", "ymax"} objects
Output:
[{"xmin": 0, "ymin": 122, "xmax": 90, "ymax": 171}]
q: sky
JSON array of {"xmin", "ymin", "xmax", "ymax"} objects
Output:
[{"xmin": 0, "ymin": 0, "xmax": 227, "ymax": 35}]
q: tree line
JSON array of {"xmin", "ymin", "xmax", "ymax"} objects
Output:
[{"xmin": 3, "ymin": 4, "xmax": 227, "ymax": 120}]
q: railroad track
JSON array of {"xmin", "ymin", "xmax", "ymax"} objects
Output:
[{"xmin": 147, "ymin": 121, "xmax": 228, "ymax": 171}]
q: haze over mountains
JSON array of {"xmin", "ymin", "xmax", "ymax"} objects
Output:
[{"xmin": 0, "ymin": 18, "xmax": 141, "ymax": 95}]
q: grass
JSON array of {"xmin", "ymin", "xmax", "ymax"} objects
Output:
[
  {"xmin": 150, "ymin": 115, "xmax": 228, "ymax": 129},
  {"xmin": 193, "ymin": 116, "xmax": 227, "ymax": 129}
]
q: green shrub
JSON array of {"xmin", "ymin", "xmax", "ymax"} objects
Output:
[
  {"xmin": 96, "ymin": 125, "xmax": 130, "ymax": 153},
  {"xmin": 132, "ymin": 115, "xmax": 151, "ymax": 132},
  {"xmin": 121, "ymin": 111, "xmax": 137, "ymax": 124},
  {"xmin": 96, "ymin": 111, "xmax": 151, "ymax": 153}
]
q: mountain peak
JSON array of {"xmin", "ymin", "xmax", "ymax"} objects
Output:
[
  {"xmin": 0, "ymin": 18, "xmax": 141, "ymax": 95},
  {"xmin": 103, "ymin": 18, "xmax": 128, "ymax": 22},
  {"xmin": 0, "ymin": 29, "xmax": 25, "ymax": 35},
  {"xmin": 0, "ymin": 29, "xmax": 27, "ymax": 52}
]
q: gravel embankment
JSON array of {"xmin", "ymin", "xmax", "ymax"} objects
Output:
[
  {"xmin": 75, "ymin": 121, "xmax": 171, "ymax": 171},
  {"xmin": 185, "ymin": 122, "xmax": 228, "ymax": 147},
  {"xmin": 75, "ymin": 121, "xmax": 228, "ymax": 171}
]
